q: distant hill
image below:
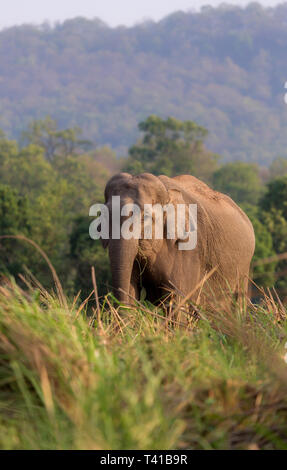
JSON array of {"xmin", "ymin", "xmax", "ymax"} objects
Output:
[{"xmin": 0, "ymin": 3, "xmax": 287, "ymax": 164}]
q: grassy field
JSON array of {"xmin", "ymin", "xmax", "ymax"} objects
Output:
[{"xmin": 0, "ymin": 273, "xmax": 287, "ymax": 450}]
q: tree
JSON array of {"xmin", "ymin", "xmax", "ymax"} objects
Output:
[
  {"xmin": 0, "ymin": 185, "xmax": 32, "ymax": 279},
  {"xmin": 21, "ymin": 117, "xmax": 91, "ymax": 162},
  {"xmin": 260, "ymin": 175, "xmax": 287, "ymax": 219},
  {"xmin": 213, "ymin": 162, "xmax": 263, "ymax": 204},
  {"xmin": 262, "ymin": 209, "xmax": 287, "ymax": 295},
  {"xmin": 70, "ymin": 216, "xmax": 111, "ymax": 299},
  {"xmin": 269, "ymin": 157, "xmax": 287, "ymax": 181},
  {"xmin": 258, "ymin": 177, "xmax": 287, "ymax": 294},
  {"xmin": 0, "ymin": 122, "xmax": 110, "ymax": 293},
  {"xmin": 242, "ymin": 204, "xmax": 276, "ymax": 287},
  {"xmin": 123, "ymin": 115, "xmax": 219, "ymax": 182}
]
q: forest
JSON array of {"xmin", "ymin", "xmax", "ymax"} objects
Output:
[{"xmin": 0, "ymin": 3, "xmax": 287, "ymax": 163}]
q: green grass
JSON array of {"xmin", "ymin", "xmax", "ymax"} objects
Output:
[{"xmin": 0, "ymin": 277, "xmax": 287, "ymax": 450}]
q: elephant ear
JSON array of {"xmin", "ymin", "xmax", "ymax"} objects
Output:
[{"xmin": 158, "ymin": 175, "xmax": 195, "ymax": 241}]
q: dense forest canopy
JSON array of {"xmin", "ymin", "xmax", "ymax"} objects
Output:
[{"xmin": 0, "ymin": 3, "xmax": 287, "ymax": 164}]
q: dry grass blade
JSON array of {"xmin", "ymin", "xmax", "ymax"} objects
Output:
[
  {"xmin": 72, "ymin": 290, "xmax": 82, "ymax": 310},
  {"xmin": 22, "ymin": 267, "xmax": 46, "ymax": 293},
  {"xmin": 91, "ymin": 266, "xmax": 105, "ymax": 334},
  {"xmin": 75, "ymin": 290, "xmax": 95, "ymax": 319},
  {"xmin": 104, "ymin": 296, "xmax": 127, "ymax": 336},
  {"xmin": 171, "ymin": 265, "xmax": 218, "ymax": 316}
]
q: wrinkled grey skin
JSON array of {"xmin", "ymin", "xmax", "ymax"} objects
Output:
[{"xmin": 102, "ymin": 172, "xmax": 255, "ymax": 305}]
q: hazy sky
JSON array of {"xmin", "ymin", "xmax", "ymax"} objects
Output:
[{"xmin": 0, "ymin": 0, "xmax": 283, "ymax": 29}]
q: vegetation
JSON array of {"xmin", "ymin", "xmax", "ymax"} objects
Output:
[
  {"xmin": 123, "ymin": 116, "xmax": 219, "ymax": 183},
  {"xmin": 1, "ymin": 114, "xmax": 287, "ymax": 295},
  {"xmin": 0, "ymin": 278, "xmax": 287, "ymax": 450},
  {"xmin": 0, "ymin": 118, "xmax": 116, "ymax": 296},
  {"xmin": 213, "ymin": 162, "xmax": 263, "ymax": 205},
  {"xmin": 0, "ymin": 4, "xmax": 287, "ymax": 163}
]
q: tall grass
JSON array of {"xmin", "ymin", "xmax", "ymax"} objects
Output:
[{"xmin": 0, "ymin": 274, "xmax": 287, "ymax": 450}]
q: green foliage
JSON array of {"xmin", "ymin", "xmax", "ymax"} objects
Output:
[
  {"xmin": 258, "ymin": 176, "xmax": 287, "ymax": 294},
  {"xmin": 269, "ymin": 157, "xmax": 287, "ymax": 181},
  {"xmin": 213, "ymin": 162, "xmax": 263, "ymax": 204},
  {"xmin": 261, "ymin": 209, "xmax": 287, "ymax": 295},
  {"xmin": 260, "ymin": 175, "xmax": 287, "ymax": 219},
  {"xmin": 0, "ymin": 185, "xmax": 30, "ymax": 235},
  {"xmin": 242, "ymin": 204, "xmax": 276, "ymax": 287},
  {"xmin": 123, "ymin": 116, "xmax": 219, "ymax": 181},
  {"xmin": 0, "ymin": 185, "xmax": 32, "ymax": 278},
  {"xmin": 0, "ymin": 121, "xmax": 112, "ymax": 295},
  {"xmin": 21, "ymin": 117, "xmax": 92, "ymax": 161},
  {"xmin": 70, "ymin": 216, "xmax": 111, "ymax": 299}
]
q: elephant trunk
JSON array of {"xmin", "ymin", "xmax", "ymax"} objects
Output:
[{"xmin": 108, "ymin": 237, "xmax": 138, "ymax": 303}]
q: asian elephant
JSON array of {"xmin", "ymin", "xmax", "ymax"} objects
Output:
[{"xmin": 101, "ymin": 172, "xmax": 255, "ymax": 306}]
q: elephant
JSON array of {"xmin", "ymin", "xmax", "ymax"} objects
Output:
[{"xmin": 101, "ymin": 172, "xmax": 255, "ymax": 306}]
